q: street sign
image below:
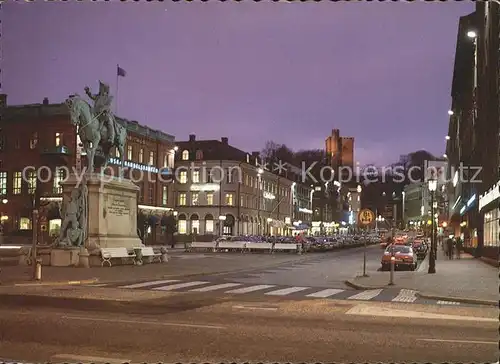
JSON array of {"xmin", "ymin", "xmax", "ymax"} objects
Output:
[
  {"xmin": 358, "ymin": 209, "xmax": 375, "ymax": 226},
  {"xmin": 40, "ymin": 215, "xmax": 47, "ymax": 224}
]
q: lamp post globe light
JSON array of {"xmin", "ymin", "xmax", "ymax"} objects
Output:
[{"xmin": 427, "ymin": 178, "xmax": 437, "ymax": 274}]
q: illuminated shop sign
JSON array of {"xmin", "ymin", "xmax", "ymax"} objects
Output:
[
  {"xmin": 263, "ymin": 191, "xmax": 275, "ymax": 200},
  {"xmin": 298, "ymin": 208, "xmax": 312, "ymax": 214},
  {"xmin": 190, "ymin": 184, "xmax": 220, "ymax": 192},
  {"xmin": 108, "ymin": 158, "xmax": 172, "ymax": 175},
  {"xmin": 479, "ymin": 181, "xmax": 500, "ymax": 211}
]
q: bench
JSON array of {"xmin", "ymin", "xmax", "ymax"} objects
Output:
[
  {"xmin": 101, "ymin": 247, "xmax": 136, "ymax": 267},
  {"xmin": 135, "ymin": 246, "xmax": 162, "ymax": 264},
  {"xmin": 218, "ymin": 241, "xmax": 246, "ymax": 252},
  {"xmin": 188, "ymin": 242, "xmax": 217, "ymax": 252},
  {"xmin": 273, "ymin": 243, "xmax": 299, "ymax": 253},
  {"xmin": 246, "ymin": 242, "xmax": 273, "ymax": 253}
]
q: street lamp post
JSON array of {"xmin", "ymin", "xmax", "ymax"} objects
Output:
[
  {"xmin": 428, "ymin": 179, "xmax": 437, "ymax": 274},
  {"xmin": 257, "ymin": 168, "xmax": 263, "ymax": 235}
]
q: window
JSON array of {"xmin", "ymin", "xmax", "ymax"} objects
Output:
[
  {"xmin": 178, "ymin": 193, "xmax": 187, "ymax": 206},
  {"xmin": 205, "ymin": 214, "xmax": 214, "ymax": 233},
  {"xmin": 13, "ymin": 172, "xmax": 21, "ymax": 195},
  {"xmin": 139, "ymin": 148, "xmax": 144, "ymax": 163},
  {"xmin": 206, "ymin": 169, "xmax": 213, "ymax": 183},
  {"xmin": 182, "ymin": 150, "xmax": 189, "ymax": 160},
  {"xmin": 191, "ymin": 214, "xmax": 200, "ymax": 234},
  {"xmin": 206, "ymin": 192, "xmax": 214, "ymax": 206},
  {"xmin": 484, "ymin": 209, "xmax": 499, "ymax": 247},
  {"xmin": 19, "ymin": 217, "xmax": 32, "ymax": 230},
  {"xmin": 149, "ymin": 151, "xmax": 154, "ymax": 165},
  {"xmin": 179, "ymin": 171, "xmax": 187, "ymax": 184},
  {"xmin": 127, "ymin": 145, "xmax": 133, "ymax": 160},
  {"xmin": 27, "ymin": 171, "xmax": 36, "ymax": 194},
  {"xmin": 167, "ymin": 153, "xmax": 175, "ymax": 168},
  {"xmin": 55, "ymin": 133, "xmax": 62, "ymax": 146},
  {"xmin": 191, "ymin": 192, "xmax": 199, "ymax": 205},
  {"xmin": 14, "ymin": 139, "xmax": 20, "ymax": 149},
  {"xmin": 225, "ymin": 193, "xmax": 234, "ymax": 206},
  {"xmin": 0, "ymin": 137, "xmax": 5, "ymax": 151},
  {"xmin": 162, "ymin": 185, "xmax": 168, "ymax": 205},
  {"xmin": 0, "ymin": 172, "xmax": 6, "ymax": 195},
  {"xmin": 148, "ymin": 183, "xmax": 153, "ymax": 204},
  {"xmin": 178, "ymin": 214, "xmax": 187, "ymax": 235},
  {"xmin": 115, "ymin": 147, "xmax": 120, "ymax": 157},
  {"xmin": 53, "ymin": 168, "xmax": 65, "ymax": 194},
  {"xmin": 163, "ymin": 154, "xmax": 168, "ymax": 168},
  {"xmin": 192, "ymin": 170, "xmax": 200, "ymax": 183},
  {"xmin": 195, "ymin": 150, "xmax": 203, "ymax": 160},
  {"xmin": 240, "ymin": 194, "xmax": 245, "ymax": 207}
]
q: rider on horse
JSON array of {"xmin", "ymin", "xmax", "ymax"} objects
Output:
[{"xmin": 84, "ymin": 81, "xmax": 116, "ymax": 144}]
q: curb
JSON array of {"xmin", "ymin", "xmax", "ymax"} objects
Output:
[
  {"xmin": 415, "ymin": 291, "xmax": 498, "ymax": 307},
  {"xmin": 344, "ymin": 279, "xmax": 389, "ymax": 290},
  {"xmin": 11, "ymin": 278, "xmax": 99, "ymax": 287}
]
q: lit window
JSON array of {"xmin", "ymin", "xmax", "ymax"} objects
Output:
[
  {"xmin": 163, "ymin": 154, "xmax": 168, "ymax": 168},
  {"xmin": 127, "ymin": 145, "xmax": 133, "ymax": 160},
  {"xmin": 27, "ymin": 171, "xmax": 36, "ymax": 194},
  {"xmin": 178, "ymin": 217, "xmax": 187, "ymax": 235},
  {"xmin": 179, "ymin": 171, "xmax": 187, "ymax": 184},
  {"xmin": 182, "ymin": 150, "xmax": 189, "ymax": 160},
  {"xmin": 115, "ymin": 147, "xmax": 120, "ymax": 157},
  {"xmin": 53, "ymin": 168, "xmax": 65, "ymax": 194},
  {"xmin": 13, "ymin": 172, "xmax": 21, "ymax": 195},
  {"xmin": 191, "ymin": 192, "xmax": 199, "ymax": 205},
  {"xmin": 55, "ymin": 133, "xmax": 61, "ymax": 146},
  {"xmin": 168, "ymin": 153, "xmax": 175, "ymax": 168},
  {"xmin": 30, "ymin": 133, "xmax": 38, "ymax": 149},
  {"xmin": 225, "ymin": 193, "xmax": 234, "ymax": 206},
  {"xmin": 205, "ymin": 216, "xmax": 214, "ymax": 233},
  {"xmin": 206, "ymin": 193, "xmax": 214, "ymax": 205},
  {"xmin": 178, "ymin": 193, "xmax": 187, "ymax": 206},
  {"xmin": 139, "ymin": 148, "xmax": 144, "ymax": 163},
  {"xmin": 192, "ymin": 170, "xmax": 200, "ymax": 183},
  {"xmin": 191, "ymin": 217, "xmax": 200, "ymax": 234},
  {"xmin": 149, "ymin": 151, "xmax": 154, "ymax": 165},
  {"xmin": 0, "ymin": 172, "xmax": 7, "ymax": 195},
  {"xmin": 162, "ymin": 185, "xmax": 168, "ymax": 205},
  {"xmin": 19, "ymin": 217, "xmax": 32, "ymax": 230}
]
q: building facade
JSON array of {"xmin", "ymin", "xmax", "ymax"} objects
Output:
[
  {"xmin": 445, "ymin": 4, "xmax": 499, "ymax": 258},
  {"xmin": 174, "ymin": 135, "xmax": 312, "ymax": 238},
  {"xmin": 0, "ymin": 95, "xmax": 176, "ymax": 245}
]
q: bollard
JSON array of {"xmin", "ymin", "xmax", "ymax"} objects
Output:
[
  {"xmin": 388, "ymin": 256, "xmax": 395, "ymax": 285},
  {"xmin": 35, "ymin": 259, "xmax": 42, "ymax": 281},
  {"xmin": 362, "ymin": 238, "xmax": 368, "ymax": 277}
]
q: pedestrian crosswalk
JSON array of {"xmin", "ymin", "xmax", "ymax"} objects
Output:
[{"xmin": 88, "ymin": 279, "xmax": 463, "ymax": 305}]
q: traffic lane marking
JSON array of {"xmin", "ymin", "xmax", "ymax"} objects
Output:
[
  {"xmin": 62, "ymin": 315, "xmax": 226, "ymax": 330},
  {"xmin": 416, "ymin": 338, "xmax": 498, "ymax": 345}
]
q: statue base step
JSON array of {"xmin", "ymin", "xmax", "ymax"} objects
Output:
[{"xmin": 50, "ymin": 248, "xmax": 81, "ymax": 267}]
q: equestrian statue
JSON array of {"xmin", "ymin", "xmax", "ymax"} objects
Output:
[{"xmin": 65, "ymin": 81, "xmax": 126, "ymax": 174}]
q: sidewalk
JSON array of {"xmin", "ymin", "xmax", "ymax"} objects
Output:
[
  {"xmin": 346, "ymin": 249, "xmax": 498, "ymax": 305},
  {"xmin": 0, "ymin": 251, "xmax": 312, "ymax": 286}
]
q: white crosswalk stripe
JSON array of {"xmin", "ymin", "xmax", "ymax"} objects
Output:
[
  {"xmin": 152, "ymin": 281, "xmax": 208, "ymax": 291},
  {"xmin": 347, "ymin": 289, "xmax": 383, "ymax": 301},
  {"xmin": 226, "ymin": 284, "xmax": 275, "ymax": 294},
  {"xmin": 189, "ymin": 283, "xmax": 242, "ymax": 292},
  {"xmin": 437, "ymin": 300, "xmax": 460, "ymax": 305},
  {"xmin": 306, "ymin": 288, "xmax": 344, "ymax": 298},
  {"xmin": 391, "ymin": 289, "xmax": 417, "ymax": 303},
  {"xmin": 119, "ymin": 279, "xmax": 179, "ymax": 289},
  {"xmin": 265, "ymin": 286, "xmax": 310, "ymax": 296}
]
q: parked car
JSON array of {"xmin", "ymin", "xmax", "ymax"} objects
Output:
[{"xmin": 381, "ymin": 244, "xmax": 418, "ymax": 271}]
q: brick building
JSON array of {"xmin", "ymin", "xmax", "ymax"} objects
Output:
[
  {"xmin": 446, "ymin": 4, "xmax": 499, "ymax": 258},
  {"xmin": 173, "ymin": 135, "xmax": 312, "ymax": 239},
  {"xmin": 0, "ymin": 95, "xmax": 176, "ymax": 245}
]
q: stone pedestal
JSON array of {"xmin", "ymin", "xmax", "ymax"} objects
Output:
[
  {"xmin": 78, "ymin": 247, "xmax": 90, "ymax": 268},
  {"xmin": 61, "ymin": 173, "xmax": 142, "ymax": 254},
  {"xmin": 50, "ymin": 248, "xmax": 80, "ymax": 267}
]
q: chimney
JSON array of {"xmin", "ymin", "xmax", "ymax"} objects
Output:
[
  {"xmin": 42, "ymin": 97, "xmax": 49, "ymax": 105},
  {"xmin": 221, "ymin": 137, "xmax": 228, "ymax": 144},
  {"xmin": 189, "ymin": 134, "xmax": 196, "ymax": 142},
  {"xmin": 0, "ymin": 94, "xmax": 6, "ymax": 107}
]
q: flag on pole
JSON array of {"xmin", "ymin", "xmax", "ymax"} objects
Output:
[{"xmin": 117, "ymin": 65, "xmax": 126, "ymax": 77}]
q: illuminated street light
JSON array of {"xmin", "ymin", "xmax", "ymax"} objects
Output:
[
  {"xmin": 257, "ymin": 168, "xmax": 264, "ymax": 174},
  {"xmin": 1, "ymin": 199, "xmax": 7, "ymax": 204},
  {"xmin": 443, "ymin": 154, "xmax": 448, "ymax": 159},
  {"xmin": 467, "ymin": 30, "xmax": 477, "ymax": 39},
  {"xmin": 173, "ymin": 146, "xmax": 179, "ymax": 151},
  {"xmin": 445, "ymin": 135, "xmax": 450, "ymax": 140},
  {"xmin": 357, "ymin": 185, "xmax": 362, "ymax": 193},
  {"xmin": 448, "ymin": 110, "xmax": 454, "ymax": 116}
]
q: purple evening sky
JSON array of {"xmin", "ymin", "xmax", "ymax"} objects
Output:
[{"xmin": 3, "ymin": 1, "xmax": 474, "ymax": 166}]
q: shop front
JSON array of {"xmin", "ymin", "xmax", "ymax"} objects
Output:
[{"xmin": 478, "ymin": 180, "xmax": 500, "ymax": 258}]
